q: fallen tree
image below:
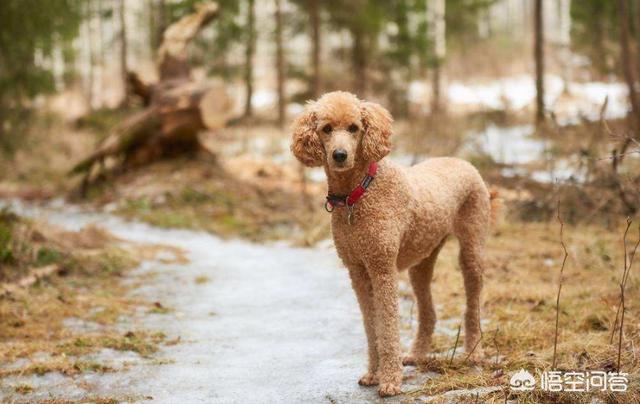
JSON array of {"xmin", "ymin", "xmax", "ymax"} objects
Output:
[{"xmin": 70, "ymin": 2, "xmax": 234, "ymax": 189}]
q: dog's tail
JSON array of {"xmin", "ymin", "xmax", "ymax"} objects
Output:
[{"xmin": 489, "ymin": 189, "xmax": 501, "ymax": 228}]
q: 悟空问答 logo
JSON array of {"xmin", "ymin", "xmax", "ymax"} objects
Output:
[{"xmin": 510, "ymin": 369, "xmax": 536, "ymax": 391}]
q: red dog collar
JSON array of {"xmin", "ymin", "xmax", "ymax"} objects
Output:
[{"xmin": 325, "ymin": 162, "xmax": 378, "ymax": 213}]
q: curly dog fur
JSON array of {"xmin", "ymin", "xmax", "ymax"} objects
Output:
[{"xmin": 291, "ymin": 91, "xmax": 495, "ymax": 397}]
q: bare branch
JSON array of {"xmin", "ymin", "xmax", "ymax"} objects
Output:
[
  {"xmin": 449, "ymin": 324, "xmax": 462, "ymax": 366},
  {"xmin": 617, "ymin": 220, "xmax": 640, "ymax": 371},
  {"xmin": 552, "ymin": 201, "xmax": 569, "ymax": 369},
  {"xmin": 610, "ymin": 218, "xmax": 634, "ymax": 344}
]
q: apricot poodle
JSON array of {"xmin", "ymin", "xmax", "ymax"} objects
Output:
[{"xmin": 290, "ymin": 91, "xmax": 496, "ymax": 397}]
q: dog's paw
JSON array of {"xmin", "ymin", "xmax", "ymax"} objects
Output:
[
  {"xmin": 378, "ymin": 382, "xmax": 402, "ymax": 397},
  {"xmin": 402, "ymin": 355, "xmax": 417, "ymax": 366},
  {"xmin": 358, "ymin": 372, "xmax": 379, "ymax": 386},
  {"xmin": 402, "ymin": 354, "xmax": 429, "ymax": 366}
]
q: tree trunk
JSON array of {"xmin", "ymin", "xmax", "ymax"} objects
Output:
[
  {"xmin": 147, "ymin": 0, "xmax": 156, "ymax": 54},
  {"xmin": 592, "ymin": 2, "xmax": 607, "ymax": 75},
  {"xmin": 352, "ymin": 29, "xmax": 367, "ymax": 97},
  {"xmin": 157, "ymin": 2, "xmax": 218, "ymax": 80},
  {"xmin": 156, "ymin": 0, "xmax": 167, "ymax": 52},
  {"xmin": 275, "ymin": 0, "xmax": 285, "ymax": 127},
  {"xmin": 558, "ymin": 0, "xmax": 571, "ymax": 92},
  {"xmin": 478, "ymin": 6, "xmax": 491, "ymax": 39},
  {"xmin": 86, "ymin": 0, "xmax": 95, "ymax": 110},
  {"xmin": 427, "ymin": 0, "xmax": 445, "ymax": 113},
  {"xmin": 617, "ymin": 0, "xmax": 640, "ymax": 154},
  {"xmin": 244, "ymin": 0, "xmax": 256, "ymax": 118},
  {"xmin": 119, "ymin": 0, "xmax": 129, "ymax": 106},
  {"xmin": 98, "ymin": 0, "xmax": 106, "ymax": 108},
  {"xmin": 309, "ymin": 0, "xmax": 321, "ymax": 98},
  {"xmin": 534, "ymin": 0, "xmax": 545, "ymax": 123}
]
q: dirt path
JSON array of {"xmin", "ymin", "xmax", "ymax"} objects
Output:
[{"xmin": 2, "ymin": 201, "xmax": 442, "ymax": 403}]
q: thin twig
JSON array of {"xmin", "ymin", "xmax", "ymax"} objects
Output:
[
  {"xmin": 595, "ymin": 118, "xmax": 640, "ymax": 161},
  {"xmin": 493, "ymin": 327, "xmax": 500, "ymax": 366},
  {"xmin": 595, "ymin": 149, "xmax": 640, "ymax": 161},
  {"xmin": 449, "ymin": 324, "xmax": 462, "ymax": 366},
  {"xmin": 610, "ymin": 300, "xmax": 622, "ymax": 344},
  {"xmin": 552, "ymin": 201, "xmax": 569, "ymax": 370},
  {"xmin": 610, "ymin": 219, "xmax": 634, "ymax": 343},
  {"xmin": 617, "ymin": 282, "xmax": 626, "ymax": 372},
  {"xmin": 622, "ymin": 224, "xmax": 640, "ymax": 287},
  {"xmin": 617, "ymin": 220, "xmax": 639, "ymax": 371}
]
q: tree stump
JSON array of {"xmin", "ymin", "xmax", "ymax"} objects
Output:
[{"xmin": 71, "ymin": 2, "xmax": 234, "ymax": 186}]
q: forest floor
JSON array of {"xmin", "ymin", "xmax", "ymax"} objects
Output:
[
  {"xmin": 0, "ymin": 200, "xmax": 637, "ymax": 403},
  {"xmin": 0, "ymin": 95, "xmax": 639, "ymax": 402}
]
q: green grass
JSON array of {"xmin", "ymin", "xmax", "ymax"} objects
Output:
[
  {"xmin": 0, "ymin": 208, "xmax": 18, "ymax": 264},
  {"xmin": 36, "ymin": 247, "xmax": 62, "ymax": 266}
]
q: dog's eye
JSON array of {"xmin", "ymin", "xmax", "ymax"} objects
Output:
[
  {"xmin": 348, "ymin": 124, "xmax": 359, "ymax": 133},
  {"xmin": 322, "ymin": 124, "xmax": 332, "ymax": 134}
]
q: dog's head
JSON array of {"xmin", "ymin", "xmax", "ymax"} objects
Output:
[{"xmin": 290, "ymin": 91, "xmax": 393, "ymax": 172}]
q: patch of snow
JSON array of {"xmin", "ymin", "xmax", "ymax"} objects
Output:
[
  {"xmin": 410, "ymin": 75, "xmax": 629, "ymax": 122},
  {"xmin": 251, "ymin": 89, "xmax": 277, "ymax": 109},
  {"xmin": 307, "ymin": 167, "xmax": 326, "ymax": 183},
  {"xmin": 287, "ymin": 102, "xmax": 305, "ymax": 116},
  {"xmin": 465, "ymin": 124, "xmax": 541, "ymax": 165}
]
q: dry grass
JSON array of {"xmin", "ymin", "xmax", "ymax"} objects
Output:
[
  {"xmin": 0, "ymin": 210, "xmax": 175, "ymax": 388},
  {"xmin": 404, "ymin": 219, "xmax": 640, "ymax": 401},
  {"xmin": 84, "ymin": 156, "xmax": 327, "ymax": 243}
]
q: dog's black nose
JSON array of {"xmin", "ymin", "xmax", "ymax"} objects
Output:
[{"xmin": 332, "ymin": 149, "xmax": 348, "ymax": 163}]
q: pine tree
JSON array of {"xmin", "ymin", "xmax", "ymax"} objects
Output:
[{"xmin": 0, "ymin": 0, "xmax": 82, "ymax": 151}]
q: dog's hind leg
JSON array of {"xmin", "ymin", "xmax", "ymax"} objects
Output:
[
  {"xmin": 454, "ymin": 189, "xmax": 490, "ymax": 358},
  {"xmin": 347, "ymin": 264, "xmax": 379, "ymax": 386},
  {"xmin": 403, "ymin": 239, "xmax": 446, "ymax": 366}
]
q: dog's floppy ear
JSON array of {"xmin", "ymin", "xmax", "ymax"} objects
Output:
[
  {"xmin": 360, "ymin": 101, "xmax": 393, "ymax": 162},
  {"xmin": 290, "ymin": 102, "xmax": 324, "ymax": 167}
]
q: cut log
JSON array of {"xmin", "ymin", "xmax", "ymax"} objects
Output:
[{"xmin": 70, "ymin": 1, "xmax": 234, "ymax": 187}]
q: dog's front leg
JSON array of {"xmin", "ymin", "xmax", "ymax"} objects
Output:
[
  {"xmin": 369, "ymin": 267, "xmax": 402, "ymax": 397},
  {"xmin": 347, "ymin": 265, "xmax": 379, "ymax": 386}
]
